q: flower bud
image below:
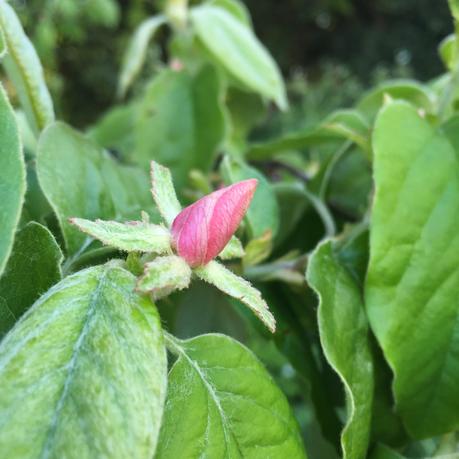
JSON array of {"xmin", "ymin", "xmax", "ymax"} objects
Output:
[{"xmin": 171, "ymin": 179, "xmax": 258, "ymax": 267}]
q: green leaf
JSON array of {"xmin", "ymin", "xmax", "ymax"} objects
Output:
[
  {"xmin": 0, "ymin": 84, "xmax": 25, "ymax": 277},
  {"xmin": 218, "ymin": 235, "xmax": 245, "ymax": 260},
  {"xmin": 136, "ymin": 255, "xmax": 191, "ymax": 299},
  {"xmin": 307, "ymin": 240, "xmax": 374, "ymax": 459},
  {"xmin": 246, "ymin": 109, "xmax": 369, "ymax": 160},
  {"xmin": 150, "ymin": 160, "xmax": 182, "ymax": 227},
  {"xmin": 195, "ymin": 260, "xmax": 276, "ymax": 332},
  {"xmin": 357, "ymin": 80, "xmax": 435, "ymax": 121},
  {"xmin": 439, "ymin": 34, "xmax": 456, "ymax": 71},
  {"xmin": 191, "ymin": 4, "xmax": 286, "ymax": 109},
  {"xmin": 37, "ymin": 122, "xmax": 157, "ymax": 255},
  {"xmin": 118, "ymin": 15, "xmax": 166, "ymax": 98},
  {"xmin": 365, "ymin": 100, "xmax": 459, "ymax": 437},
  {"xmin": 0, "ymin": 0, "xmax": 54, "ymax": 133},
  {"xmin": 209, "ymin": 0, "xmax": 251, "ymax": 26},
  {"xmin": 221, "ymin": 155, "xmax": 280, "ymax": 238},
  {"xmin": 87, "ymin": 102, "xmax": 138, "ymax": 160},
  {"xmin": 0, "ymin": 222, "xmax": 62, "ymax": 339},
  {"xmin": 69, "ymin": 218, "xmax": 171, "ymax": 254},
  {"xmin": 0, "ymin": 263, "xmax": 167, "ymax": 457},
  {"xmin": 157, "ymin": 333, "xmax": 306, "ymax": 458},
  {"xmin": 369, "ymin": 444, "xmax": 405, "ymax": 459},
  {"xmin": 134, "ymin": 66, "xmax": 226, "ymax": 188},
  {"xmin": 243, "ymin": 230, "xmax": 272, "ymax": 267}
]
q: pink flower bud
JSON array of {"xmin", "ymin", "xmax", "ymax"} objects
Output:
[{"xmin": 171, "ymin": 179, "xmax": 258, "ymax": 267}]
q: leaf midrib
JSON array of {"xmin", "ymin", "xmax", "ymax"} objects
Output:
[{"xmin": 39, "ymin": 268, "xmax": 108, "ymax": 459}]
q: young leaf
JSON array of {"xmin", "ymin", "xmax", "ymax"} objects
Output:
[
  {"xmin": 194, "ymin": 260, "xmax": 276, "ymax": 332},
  {"xmin": 0, "ymin": 0, "xmax": 54, "ymax": 133},
  {"xmin": 136, "ymin": 255, "xmax": 191, "ymax": 299},
  {"xmin": 307, "ymin": 240, "xmax": 374, "ymax": 459},
  {"xmin": 218, "ymin": 235, "xmax": 245, "ymax": 260},
  {"xmin": 37, "ymin": 122, "xmax": 158, "ymax": 255},
  {"xmin": 0, "ymin": 264, "xmax": 167, "ymax": 457},
  {"xmin": 156, "ymin": 333, "xmax": 306, "ymax": 458},
  {"xmin": 191, "ymin": 4, "xmax": 286, "ymax": 109},
  {"xmin": 150, "ymin": 160, "xmax": 182, "ymax": 227},
  {"xmin": 0, "ymin": 84, "xmax": 25, "ymax": 277},
  {"xmin": 221, "ymin": 155, "xmax": 280, "ymax": 238},
  {"xmin": 69, "ymin": 218, "xmax": 171, "ymax": 254},
  {"xmin": 135, "ymin": 66, "xmax": 225, "ymax": 188},
  {"xmin": 0, "ymin": 222, "xmax": 62, "ymax": 339},
  {"xmin": 118, "ymin": 15, "xmax": 166, "ymax": 98},
  {"xmin": 366, "ymin": 100, "xmax": 459, "ymax": 438}
]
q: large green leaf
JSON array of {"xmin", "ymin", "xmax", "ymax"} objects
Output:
[
  {"xmin": 221, "ymin": 155, "xmax": 280, "ymax": 238},
  {"xmin": 134, "ymin": 66, "xmax": 225, "ymax": 188},
  {"xmin": 156, "ymin": 333, "xmax": 306, "ymax": 458},
  {"xmin": 0, "ymin": 0, "xmax": 54, "ymax": 134},
  {"xmin": 0, "ymin": 222, "xmax": 62, "ymax": 339},
  {"xmin": 0, "ymin": 263, "xmax": 167, "ymax": 458},
  {"xmin": 37, "ymin": 122, "xmax": 157, "ymax": 255},
  {"xmin": 365, "ymin": 100, "xmax": 459, "ymax": 437},
  {"xmin": 0, "ymin": 84, "xmax": 25, "ymax": 277},
  {"xmin": 190, "ymin": 4, "xmax": 286, "ymax": 109},
  {"xmin": 307, "ymin": 240, "xmax": 374, "ymax": 459}
]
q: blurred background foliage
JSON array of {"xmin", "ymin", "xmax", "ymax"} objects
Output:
[{"xmin": 8, "ymin": 0, "xmax": 452, "ymax": 129}]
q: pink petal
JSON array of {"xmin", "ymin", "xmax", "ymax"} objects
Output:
[{"xmin": 171, "ymin": 179, "xmax": 257, "ymax": 266}]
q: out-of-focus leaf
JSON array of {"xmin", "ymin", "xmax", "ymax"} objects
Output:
[
  {"xmin": 87, "ymin": 102, "xmax": 138, "ymax": 160},
  {"xmin": 118, "ymin": 15, "xmax": 166, "ymax": 98},
  {"xmin": 327, "ymin": 147, "xmax": 372, "ymax": 220},
  {"xmin": 221, "ymin": 155, "xmax": 280, "ymax": 238},
  {"xmin": 135, "ymin": 66, "xmax": 225, "ymax": 188},
  {"xmin": 0, "ymin": 222, "xmax": 62, "ymax": 339},
  {"xmin": 357, "ymin": 80, "xmax": 435, "ymax": 121},
  {"xmin": 0, "ymin": 0, "xmax": 54, "ymax": 133},
  {"xmin": 246, "ymin": 109, "xmax": 370, "ymax": 160},
  {"xmin": 439, "ymin": 34, "xmax": 456, "ymax": 71},
  {"xmin": 307, "ymin": 240, "xmax": 374, "ymax": 459},
  {"xmin": 37, "ymin": 122, "xmax": 157, "ymax": 255},
  {"xmin": 243, "ymin": 230, "xmax": 272, "ymax": 267},
  {"xmin": 0, "ymin": 264, "xmax": 167, "ymax": 457},
  {"xmin": 209, "ymin": 0, "xmax": 251, "ymax": 26},
  {"xmin": 226, "ymin": 87, "xmax": 266, "ymax": 155},
  {"xmin": 366, "ymin": 100, "xmax": 459, "ymax": 438},
  {"xmin": 218, "ymin": 235, "xmax": 245, "ymax": 260},
  {"xmin": 191, "ymin": 4, "xmax": 286, "ymax": 109},
  {"xmin": 156, "ymin": 333, "xmax": 307, "ymax": 458},
  {"xmin": 195, "ymin": 260, "xmax": 276, "ymax": 332},
  {"xmin": 0, "ymin": 84, "xmax": 25, "ymax": 277},
  {"xmin": 369, "ymin": 444, "xmax": 405, "ymax": 459}
]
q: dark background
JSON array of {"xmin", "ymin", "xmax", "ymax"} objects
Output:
[{"xmin": 9, "ymin": 0, "xmax": 453, "ymax": 126}]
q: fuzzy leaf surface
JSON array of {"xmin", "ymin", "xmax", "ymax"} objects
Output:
[
  {"xmin": 70, "ymin": 218, "xmax": 170, "ymax": 254},
  {"xmin": 0, "ymin": 264, "xmax": 167, "ymax": 458}
]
